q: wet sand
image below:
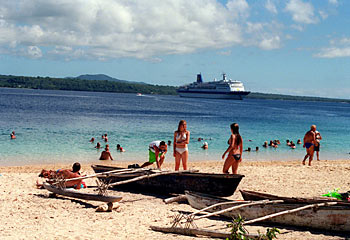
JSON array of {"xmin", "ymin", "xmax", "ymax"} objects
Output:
[{"xmin": 1, "ymin": 159, "xmax": 349, "ymax": 239}]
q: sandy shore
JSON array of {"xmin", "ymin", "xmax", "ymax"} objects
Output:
[{"xmin": 1, "ymin": 159, "xmax": 350, "ymax": 240}]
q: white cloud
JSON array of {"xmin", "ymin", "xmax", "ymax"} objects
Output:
[
  {"xmin": 265, "ymin": 0, "xmax": 277, "ymax": 14},
  {"xmin": 0, "ymin": 0, "xmax": 284, "ymax": 60},
  {"xmin": 25, "ymin": 46, "xmax": 43, "ymax": 59},
  {"xmin": 315, "ymin": 37, "xmax": 350, "ymax": 58},
  {"xmin": 328, "ymin": 0, "xmax": 338, "ymax": 6},
  {"xmin": 285, "ymin": 0, "xmax": 318, "ymax": 24},
  {"xmin": 319, "ymin": 10, "xmax": 328, "ymax": 20},
  {"xmin": 226, "ymin": 0, "xmax": 250, "ymax": 19}
]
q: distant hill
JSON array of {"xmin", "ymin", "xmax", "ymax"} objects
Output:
[{"xmin": 76, "ymin": 74, "xmax": 146, "ymax": 84}]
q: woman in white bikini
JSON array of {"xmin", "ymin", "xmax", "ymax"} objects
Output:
[
  {"xmin": 173, "ymin": 120, "xmax": 190, "ymax": 171},
  {"xmin": 222, "ymin": 123, "xmax": 243, "ymax": 174}
]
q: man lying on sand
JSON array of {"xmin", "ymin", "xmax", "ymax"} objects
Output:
[{"xmin": 37, "ymin": 162, "xmax": 86, "ymax": 189}]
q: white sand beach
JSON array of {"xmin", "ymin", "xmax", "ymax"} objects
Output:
[{"xmin": 1, "ymin": 160, "xmax": 350, "ymax": 240}]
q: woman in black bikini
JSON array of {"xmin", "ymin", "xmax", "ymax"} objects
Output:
[{"xmin": 222, "ymin": 123, "xmax": 243, "ymax": 174}]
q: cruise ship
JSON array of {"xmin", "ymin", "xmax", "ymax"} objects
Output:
[{"xmin": 177, "ymin": 73, "xmax": 250, "ymax": 99}]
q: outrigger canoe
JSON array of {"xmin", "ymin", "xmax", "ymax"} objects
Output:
[
  {"xmin": 43, "ymin": 183, "xmax": 122, "ymax": 203},
  {"xmin": 185, "ymin": 191, "xmax": 350, "ymax": 232},
  {"xmin": 91, "ymin": 165, "xmax": 244, "ymax": 197}
]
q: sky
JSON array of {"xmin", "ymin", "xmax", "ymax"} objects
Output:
[{"xmin": 0, "ymin": 0, "xmax": 349, "ymax": 99}]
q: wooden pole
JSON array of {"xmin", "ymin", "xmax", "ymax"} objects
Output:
[
  {"xmin": 244, "ymin": 202, "xmax": 338, "ymax": 225},
  {"xmin": 108, "ymin": 170, "xmax": 195, "ymax": 187},
  {"xmin": 150, "ymin": 226, "xmax": 260, "ymax": 239},
  {"xmin": 188, "ymin": 200, "xmax": 251, "ymax": 217},
  {"xmin": 195, "ymin": 200, "xmax": 284, "ymax": 220},
  {"xmin": 163, "ymin": 195, "xmax": 187, "ymax": 204}
]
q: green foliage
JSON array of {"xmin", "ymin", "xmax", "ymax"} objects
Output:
[
  {"xmin": 0, "ymin": 74, "xmax": 177, "ymax": 95},
  {"xmin": 226, "ymin": 215, "xmax": 279, "ymax": 240}
]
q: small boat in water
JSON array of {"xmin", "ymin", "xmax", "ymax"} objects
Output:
[
  {"xmin": 185, "ymin": 191, "xmax": 350, "ymax": 232},
  {"xmin": 91, "ymin": 165, "xmax": 244, "ymax": 197},
  {"xmin": 177, "ymin": 73, "xmax": 250, "ymax": 99}
]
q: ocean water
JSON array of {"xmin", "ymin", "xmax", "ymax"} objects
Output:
[{"xmin": 0, "ymin": 88, "xmax": 349, "ymax": 166}]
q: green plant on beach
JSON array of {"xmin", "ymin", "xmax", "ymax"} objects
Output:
[{"xmin": 226, "ymin": 215, "xmax": 280, "ymax": 240}]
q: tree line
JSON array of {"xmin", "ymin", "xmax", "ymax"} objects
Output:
[{"xmin": 0, "ymin": 75, "xmax": 177, "ymax": 95}]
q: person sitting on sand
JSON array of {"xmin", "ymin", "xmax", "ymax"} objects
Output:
[
  {"xmin": 302, "ymin": 125, "xmax": 316, "ymax": 166},
  {"xmin": 116, "ymin": 144, "xmax": 125, "ymax": 152},
  {"xmin": 99, "ymin": 144, "xmax": 113, "ymax": 160},
  {"xmin": 222, "ymin": 123, "xmax": 243, "ymax": 174},
  {"xmin": 141, "ymin": 140, "xmax": 167, "ymax": 169},
  {"xmin": 10, "ymin": 131, "xmax": 16, "ymax": 139},
  {"xmin": 201, "ymin": 142, "xmax": 208, "ymax": 149},
  {"xmin": 38, "ymin": 162, "xmax": 86, "ymax": 189}
]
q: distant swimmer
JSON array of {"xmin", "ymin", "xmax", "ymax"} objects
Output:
[
  {"xmin": 116, "ymin": 144, "xmax": 125, "ymax": 152},
  {"xmin": 10, "ymin": 131, "xmax": 16, "ymax": 139},
  {"xmin": 297, "ymin": 139, "xmax": 302, "ymax": 144},
  {"xmin": 314, "ymin": 129, "xmax": 322, "ymax": 161},
  {"xmin": 201, "ymin": 142, "xmax": 208, "ymax": 149},
  {"xmin": 244, "ymin": 147, "xmax": 251, "ymax": 152},
  {"xmin": 255, "ymin": 147, "xmax": 259, "ymax": 151},
  {"xmin": 286, "ymin": 140, "xmax": 291, "ymax": 146},
  {"xmin": 89, "ymin": 137, "xmax": 95, "ymax": 143},
  {"xmin": 141, "ymin": 140, "xmax": 167, "ymax": 169},
  {"xmin": 95, "ymin": 142, "xmax": 101, "ymax": 149},
  {"xmin": 99, "ymin": 144, "xmax": 113, "ymax": 160},
  {"xmin": 263, "ymin": 141, "xmax": 268, "ymax": 148},
  {"xmin": 104, "ymin": 134, "xmax": 108, "ymax": 142},
  {"xmin": 222, "ymin": 123, "xmax": 243, "ymax": 174},
  {"xmin": 168, "ymin": 140, "xmax": 172, "ymax": 146},
  {"xmin": 174, "ymin": 120, "xmax": 190, "ymax": 171},
  {"xmin": 302, "ymin": 125, "xmax": 316, "ymax": 166}
]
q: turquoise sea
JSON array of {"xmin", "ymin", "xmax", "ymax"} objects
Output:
[{"xmin": 0, "ymin": 88, "xmax": 349, "ymax": 166}]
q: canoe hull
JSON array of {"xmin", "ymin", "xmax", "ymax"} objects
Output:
[
  {"xmin": 186, "ymin": 191, "xmax": 350, "ymax": 232},
  {"xmin": 43, "ymin": 183, "xmax": 122, "ymax": 203},
  {"xmin": 91, "ymin": 165, "xmax": 244, "ymax": 197}
]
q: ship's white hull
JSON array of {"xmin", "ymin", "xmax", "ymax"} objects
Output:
[{"xmin": 178, "ymin": 91, "xmax": 249, "ymax": 100}]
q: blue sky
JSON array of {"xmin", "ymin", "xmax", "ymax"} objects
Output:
[{"xmin": 0, "ymin": 0, "xmax": 349, "ymax": 98}]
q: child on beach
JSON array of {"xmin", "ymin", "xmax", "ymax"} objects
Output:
[
  {"xmin": 222, "ymin": 123, "xmax": 243, "ymax": 174},
  {"xmin": 173, "ymin": 120, "xmax": 190, "ymax": 171}
]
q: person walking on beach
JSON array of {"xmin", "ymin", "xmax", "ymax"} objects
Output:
[
  {"xmin": 314, "ymin": 129, "xmax": 322, "ymax": 161},
  {"xmin": 141, "ymin": 141, "xmax": 167, "ymax": 169},
  {"xmin": 99, "ymin": 144, "xmax": 114, "ymax": 160},
  {"xmin": 222, "ymin": 123, "xmax": 243, "ymax": 174},
  {"xmin": 173, "ymin": 120, "xmax": 190, "ymax": 171},
  {"xmin": 302, "ymin": 125, "xmax": 316, "ymax": 166}
]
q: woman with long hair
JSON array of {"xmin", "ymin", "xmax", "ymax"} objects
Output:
[
  {"xmin": 222, "ymin": 123, "xmax": 243, "ymax": 174},
  {"xmin": 173, "ymin": 120, "xmax": 190, "ymax": 170}
]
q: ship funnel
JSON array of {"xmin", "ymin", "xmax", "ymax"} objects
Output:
[{"xmin": 197, "ymin": 74, "xmax": 203, "ymax": 83}]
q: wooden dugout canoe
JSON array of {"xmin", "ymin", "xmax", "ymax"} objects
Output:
[
  {"xmin": 185, "ymin": 191, "xmax": 350, "ymax": 232},
  {"xmin": 43, "ymin": 182, "xmax": 122, "ymax": 203},
  {"xmin": 240, "ymin": 189, "xmax": 349, "ymax": 205},
  {"xmin": 91, "ymin": 165, "xmax": 244, "ymax": 197}
]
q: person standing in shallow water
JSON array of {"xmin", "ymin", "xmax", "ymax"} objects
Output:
[
  {"xmin": 173, "ymin": 120, "xmax": 190, "ymax": 171},
  {"xmin": 222, "ymin": 123, "xmax": 243, "ymax": 174}
]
